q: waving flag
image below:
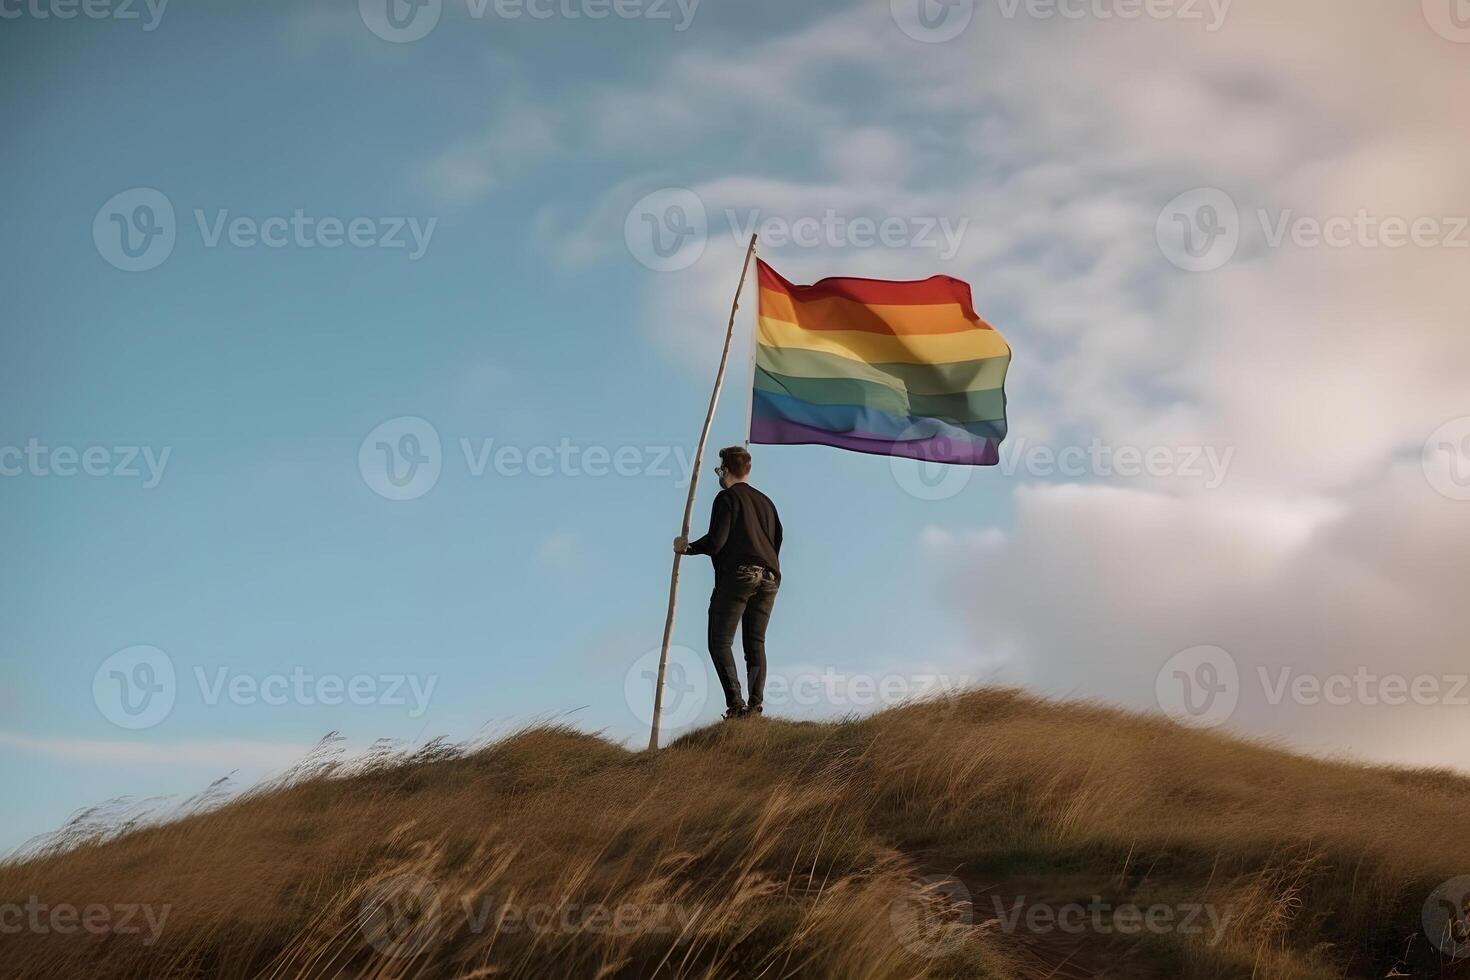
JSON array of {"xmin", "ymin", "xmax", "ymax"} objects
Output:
[{"xmin": 749, "ymin": 260, "xmax": 1010, "ymax": 466}]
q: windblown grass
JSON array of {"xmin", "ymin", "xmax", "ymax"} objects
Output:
[{"xmin": 3, "ymin": 690, "xmax": 1467, "ymax": 978}]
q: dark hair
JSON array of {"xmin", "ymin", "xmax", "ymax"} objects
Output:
[{"xmin": 718, "ymin": 446, "xmax": 752, "ymax": 478}]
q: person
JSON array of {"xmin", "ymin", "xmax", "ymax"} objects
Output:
[{"xmin": 674, "ymin": 446, "xmax": 782, "ymax": 720}]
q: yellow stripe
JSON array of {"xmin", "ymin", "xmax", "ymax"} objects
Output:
[
  {"xmin": 758, "ymin": 288, "xmax": 984, "ymax": 336},
  {"xmin": 758, "ymin": 314, "xmax": 1011, "ymax": 365}
]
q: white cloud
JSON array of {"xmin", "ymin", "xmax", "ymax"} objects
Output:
[
  {"xmin": 420, "ymin": 102, "xmax": 560, "ymax": 203},
  {"xmin": 926, "ymin": 466, "xmax": 1470, "ymax": 771},
  {"xmin": 821, "ymin": 127, "xmax": 912, "ymax": 187},
  {"xmin": 422, "ymin": 0, "xmax": 1469, "ymax": 770}
]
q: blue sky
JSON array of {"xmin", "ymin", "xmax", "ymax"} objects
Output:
[
  {"xmin": 1, "ymin": 0, "xmax": 1019, "ymax": 853},
  {"xmin": 4, "ymin": 0, "xmax": 1468, "ymax": 855}
]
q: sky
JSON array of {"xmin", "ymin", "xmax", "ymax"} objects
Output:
[{"xmin": 2, "ymin": 0, "xmax": 1468, "ymax": 855}]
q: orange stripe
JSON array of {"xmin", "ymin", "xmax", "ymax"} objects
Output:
[
  {"xmin": 758, "ymin": 314, "xmax": 1011, "ymax": 364},
  {"xmin": 758, "ymin": 287, "xmax": 993, "ymax": 337}
]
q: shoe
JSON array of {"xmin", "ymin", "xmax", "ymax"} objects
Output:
[
  {"xmin": 746, "ymin": 705, "xmax": 764, "ymax": 717},
  {"xmin": 722, "ymin": 707, "xmax": 747, "ymax": 720}
]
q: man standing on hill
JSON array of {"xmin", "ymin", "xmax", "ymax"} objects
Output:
[{"xmin": 674, "ymin": 446, "xmax": 783, "ymax": 720}]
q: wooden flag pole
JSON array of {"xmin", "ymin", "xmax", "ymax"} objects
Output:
[{"xmin": 648, "ymin": 233, "xmax": 759, "ymax": 752}]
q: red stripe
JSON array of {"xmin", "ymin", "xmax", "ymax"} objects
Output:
[{"xmin": 756, "ymin": 259, "xmax": 980, "ymax": 320}]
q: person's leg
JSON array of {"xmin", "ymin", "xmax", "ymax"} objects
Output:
[
  {"xmin": 740, "ymin": 571, "xmax": 778, "ymax": 712},
  {"xmin": 707, "ymin": 576, "xmax": 751, "ymax": 713}
]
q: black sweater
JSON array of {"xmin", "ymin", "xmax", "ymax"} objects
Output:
[{"xmin": 687, "ymin": 483, "xmax": 783, "ymax": 579}]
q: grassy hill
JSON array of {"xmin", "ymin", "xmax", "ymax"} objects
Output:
[{"xmin": 4, "ymin": 690, "xmax": 1469, "ymax": 979}]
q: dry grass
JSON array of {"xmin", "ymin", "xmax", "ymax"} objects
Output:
[{"xmin": 3, "ymin": 690, "xmax": 1469, "ymax": 979}]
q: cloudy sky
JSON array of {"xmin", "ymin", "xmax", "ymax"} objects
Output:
[{"xmin": 2, "ymin": 0, "xmax": 1467, "ymax": 853}]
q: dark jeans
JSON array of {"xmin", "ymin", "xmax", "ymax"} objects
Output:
[{"xmin": 707, "ymin": 564, "xmax": 779, "ymax": 711}]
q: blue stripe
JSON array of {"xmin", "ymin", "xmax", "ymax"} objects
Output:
[{"xmin": 751, "ymin": 389, "xmax": 1008, "ymax": 443}]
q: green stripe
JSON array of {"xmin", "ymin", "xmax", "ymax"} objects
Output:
[
  {"xmin": 755, "ymin": 368, "xmax": 1007, "ymax": 423},
  {"xmin": 756, "ymin": 345, "xmax": 1009, "ymax": 396}
]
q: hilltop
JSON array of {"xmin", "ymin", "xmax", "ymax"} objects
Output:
[{"xmin": 3, "ymin": 690, "xmax": 1468, "ymax": 978}]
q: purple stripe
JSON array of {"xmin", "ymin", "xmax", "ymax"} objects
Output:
[{"xmin": 750, "ymin": 416, "xmax": 1001, "ymax": 466}]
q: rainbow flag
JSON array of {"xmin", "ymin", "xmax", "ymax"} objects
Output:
[{"xmin": 749, "ymin": 260, "xmax": 1011, "ymax": 466}]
